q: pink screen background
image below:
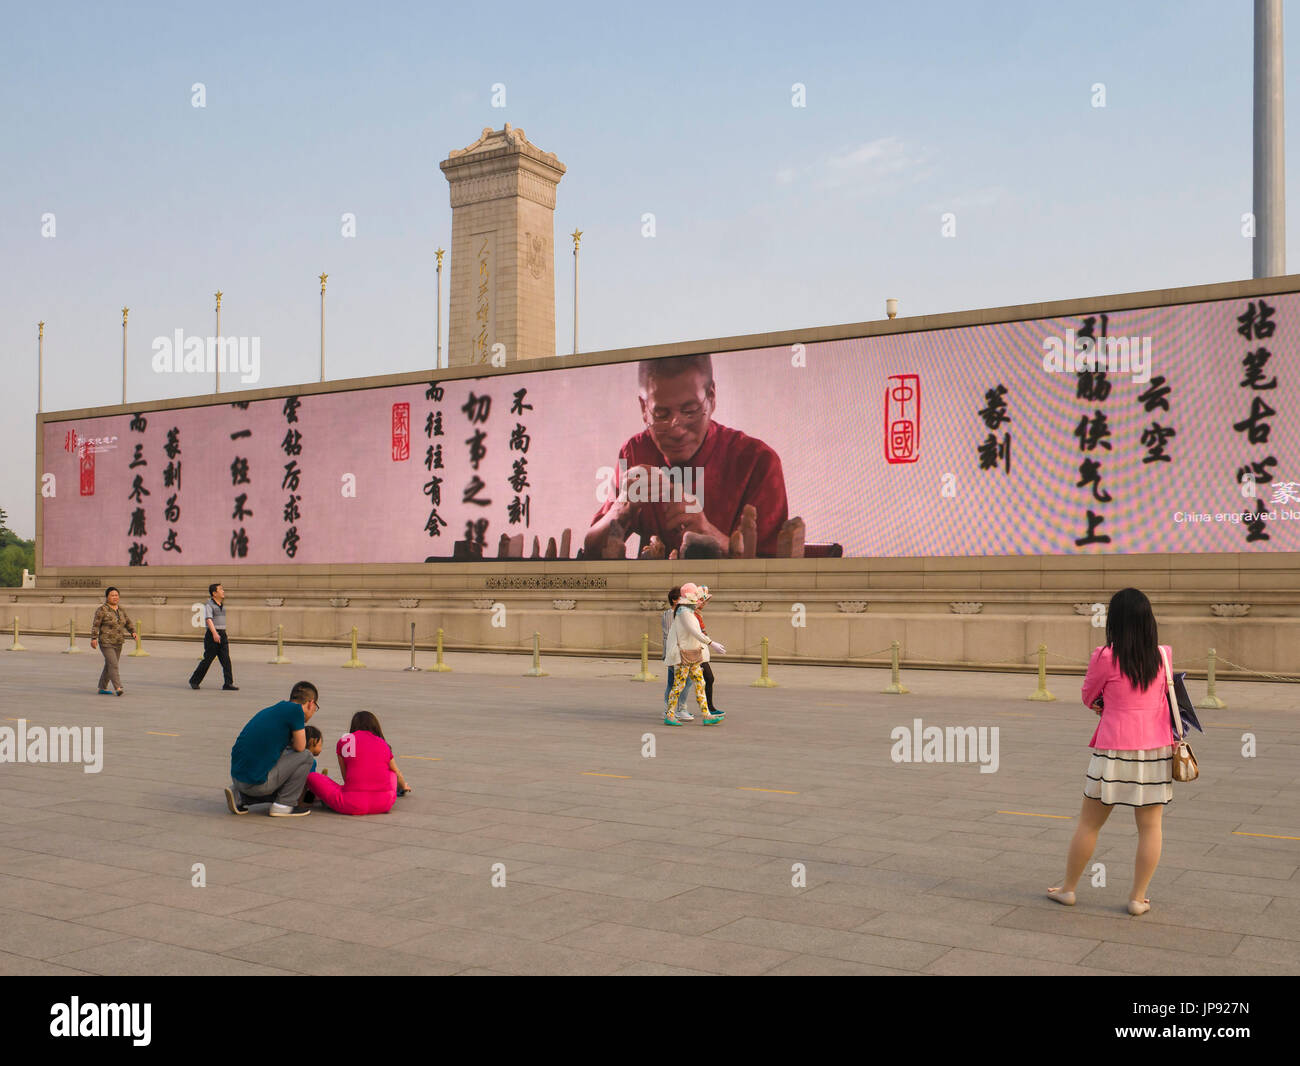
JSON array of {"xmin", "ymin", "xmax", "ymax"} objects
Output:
[{"xmin": 41, "ymin": 293, "xmax": 1300, "ymax": 565}]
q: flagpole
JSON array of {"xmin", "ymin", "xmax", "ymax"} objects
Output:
[
  {"xmin": 38, "ymin": 322, "xmax": 44, "ymax": 412},
  {"xmin": 570, "ymin": 228, "xmax": 582, "ymax": 355},
  {"xmin": 319, "ymin": 273, "xmax": 327, "ymax": 382},
  {"xmin": 121, "ymin": 307, "xmax": 129, "ymax": 404},
  {"xmin": 435, "ymin": 247, "xmax": 445, "ymax": 370},
  {"xmin": 215, "ymin": 291, "xmax": 223, "ymax": 394},
  {"xmin": 1254, "ymin": 0, "xmax": 1286, "ymax": 277}
]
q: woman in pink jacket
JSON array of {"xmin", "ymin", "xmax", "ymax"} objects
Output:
[
  {"xmin": 1048, "ymin": 588, "xmax": 1178, "ymax": 916},
  {"xmin": 305, "ymin": 711, "xmax": 410, "ymax": 816}
]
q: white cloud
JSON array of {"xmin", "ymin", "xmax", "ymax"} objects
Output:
[
  {"xmin": 927, "ymin": 186, "xmax": 1007, "ymax": 212},
  {"xmin": 775, "ymin": 136, "xmax": 932, "ymax": 192}
]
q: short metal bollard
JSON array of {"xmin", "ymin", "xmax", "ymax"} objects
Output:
[
  {"xmin": 267, "ymin": 623, "xmax": 291, "ymax": 665},
  {"xmin": 1198, "ymin": 647, "xmax": 1227, "ymax": 710},
  {"xmin": 404, "ymin": 621, "xmax": 422, "ymax": 672},
  {"xmin": 429, "ymin": 627, "xmax": 452, "ymax": 672},
  {"xmin": 7, "ymin": 618, "xmax": 25, "ymax": 652},
  {"xmin": 631, "ymin": 632, "xmax": 657, "ymax": 682},
  {"xmin": 127, "ymin": 622, "xmax": 149, "ymax": 657},
  {"xmin": 524, "ymin": 631, "xmax": 549, "ymax": 677},
  {"xmin": 62, "ymin": 619, "xmax": 82, "ymax": 654},
  {"xmin": 341, "ymin": 625, "xmax": 366, "ymax": 669},
  {"xmin": 882, "ymin": 639, "xmax": 908, "ymax": 694},
  {"xmin": 1027, "ymin": 643, "xmax": 1056, "ymax": 701},
  {"xmin": 750, "ymin": 635, "xmax": 778, "ymax": 688}
]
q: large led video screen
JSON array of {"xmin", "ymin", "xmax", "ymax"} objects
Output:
[{"xmin": 40, "ymin": 292, "xmax": 1300, "ymax": 566}]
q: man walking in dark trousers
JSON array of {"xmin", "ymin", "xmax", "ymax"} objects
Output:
[{"xmin": 189, "ymin": 582, "xmax": 238, "ymax": 690}]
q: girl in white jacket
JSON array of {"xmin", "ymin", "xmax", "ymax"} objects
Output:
[{"xmin": 663, "ymin": 583, "xmax": 725, "ymax": 726}]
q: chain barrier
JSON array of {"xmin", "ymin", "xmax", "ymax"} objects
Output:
[{"xmin": 1211, "ymin": 654, "xmax": 1300, "ymax": 684}]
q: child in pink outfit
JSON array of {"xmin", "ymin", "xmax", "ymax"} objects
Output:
[{"xmin": 305, "ymin": 710, "xmax": 409, "ymax": 816}]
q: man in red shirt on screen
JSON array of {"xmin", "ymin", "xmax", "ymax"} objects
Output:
[{"xmin": 585, "ymin": 354, "xmax": 789, "ymax": 559}]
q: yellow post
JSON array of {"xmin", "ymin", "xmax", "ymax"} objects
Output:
[
  {"xmin": 1027, "ymin": 643, "xmax": 1056, "ymax": 701},
  {"xmin": 750, "ymin": 635, "xmax": 778, "ymax": 687},
  {"xmin": 882, "ymin": 639, "xmax": 908, "ymax": 694},
  {"xmin": 524, "ymin": 631, "xmax": 549, "ymax": 677},
  {"xmin": 1198, "ymin": 648, "xmax": 1227, "ymax": 710},
  {"xmin": 267, "ymin": 623, "xmax": 291, "ymax": 664},
  {"xmin": 632, "ymin": 632, "xmax": 657, "ymax": 682},
  {"xmin": 430, "ymin": 627, "xmax": 452, "ymax": 672},
  {"xmin": 127, "ymin": 621, "xmax": 149, "ymax": 657},
  {"xmin": 7, "ymin": 618, "xmax": 25, "ymax": 652},
  {"xmin": 341, "ymin": 625, "xmax": 366, "ymax": 668},
  {"xmin": 62, "ymin": 619, "xmax": 82, "ymax": 654}
]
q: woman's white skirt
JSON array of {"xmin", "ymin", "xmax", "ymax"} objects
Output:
[{"xmin": 1083, "ymin": 747, "xmax": 1174, "ymax": 807}]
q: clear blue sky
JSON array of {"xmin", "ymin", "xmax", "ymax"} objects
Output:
[{"xmin": 0, "ymin": 0, "xmax": 1287, "ymax": 536}]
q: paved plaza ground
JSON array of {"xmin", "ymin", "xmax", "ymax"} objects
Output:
[{"xmin": 0, "ymin": 633, "xmax": 1297, "ymax": 976}]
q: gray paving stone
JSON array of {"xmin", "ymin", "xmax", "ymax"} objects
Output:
[
  {"xmin": 552, "ymin": 920, "xmax": 795, "ymax": 975},
  {"xmin": 609, "ymin": 961, "xmax": 715, "ymax": 975},
  {"xmin": 46, "ymin": 937, "xmax": 298, "ymax": 976},
  {"xmin": 507, "ymin": 863, "xmax": 693, "ymax": 901},
  {"xmin": 223, "ymin": 931, "xmax": 461, "ymax": 975},
  {"xmin": 0, "ymin": 854, "xmax": 152, "ymax": 890},
  {"xmin": 74, "ymin": 903, "xmax": 287, "ymax": 953},
  {"xmin": 761, "ymin": 955, "xmax": 924, "ymax": 976},
  {"xmin": 924, "ymin": 948, "xmax": 1128, "ymax": 976},
  {"xmin": 0, "ymin": 950, "xmax": 95, "ymax": 976},
  {"xmin": 704, "ymin": 916, "xmax": 949, "ymax": 970},
  {"xmin": 398, "ymin": 925, "xmax": 632, "ymax": 974},
  {"xmin": 0, "ymin": 873, "xmax": 138, "ymax": 921},
  {"xmin": 1229, "ymin": 935, "xmax": 1300, "ymax": 967},
  {"xmin": 97, "ymin": 874, "xmax": 287, "ymax": 916},
  {"xmin": 0, "ymin": 908, "xmax": 130, "ymax": 960},
  {"xmin": 381, "ymin": 869, "xmax": 562, "ymax": 912},
  {"xmin": 855, "ymin": 911, "xmax": 1100, "ymax": 963},
  {"xmin": 1079, "ymin": 940, "xmax": 1297, "ymax": 976},
  {"xmin": 489, "ymin": 841, "xmax": 663, "ymax": 874}
]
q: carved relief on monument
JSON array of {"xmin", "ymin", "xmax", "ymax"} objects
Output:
[
  {"xmin": 473, "ymin": 231, "xmax": 496, "ymax": 364},
  {"xmin": 446, "ymin": 171, "xmax": 560, "ymax": 210},
  {"xmin": 525, "ymin": 232, "xmax": 548, "ymax": 280}
]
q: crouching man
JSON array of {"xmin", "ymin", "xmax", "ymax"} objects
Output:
[{"xmin": 224, "ymin": 681, "xmax": 320, "ymax": 817}]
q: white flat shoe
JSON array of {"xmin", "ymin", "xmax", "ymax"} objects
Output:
[{"xmin": 1127, "ymin": 898, "xmax": 1151, "ymax": 916}]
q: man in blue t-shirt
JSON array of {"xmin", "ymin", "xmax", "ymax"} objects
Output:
[{"xmin": 225, "ymin": 680, "xmax": 320, "ymax": 817}]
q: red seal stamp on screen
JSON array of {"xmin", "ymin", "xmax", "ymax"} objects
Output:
[
  {"xmin": 392, "ymin": 403, "xmax": 410, "ymax": 462},
  {"xmin": 78, "ymin": 442, "xmax": 95, "ymax": 496},
  {"xmin": 884, "ymin": 374, "xmax": 920, "ymax": 464}
]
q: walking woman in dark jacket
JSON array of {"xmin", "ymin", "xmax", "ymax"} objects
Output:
[{"xmin": 90, "ymin": 586, "xmax": 136, "ymax": 696}]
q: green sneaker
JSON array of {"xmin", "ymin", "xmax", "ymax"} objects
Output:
[
  {"xmin": 702, "ymin": 714, "xmax": 723, "ymax": 726},
  {"xmin": 663, "ymin": 711, "xmax": 683, "ymax": 726}
]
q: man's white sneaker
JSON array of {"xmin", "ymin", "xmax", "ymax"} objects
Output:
[
  {"xmin": 269, "ymin": 803, "xmax": 311, "ymax": 817},
  {"xmin": 676, "ymin": 710, "xmax": 695, "ymax": 721}
]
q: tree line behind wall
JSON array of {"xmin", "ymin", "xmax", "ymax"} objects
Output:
[{"xmin": 0, "ymin": 508, "xmax": 34, "ymax": 587}]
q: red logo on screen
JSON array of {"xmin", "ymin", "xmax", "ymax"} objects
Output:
[
  {"xmin": 79, "ymin": 442, "xmax": 96, "ymax": 496},
  {"xmin": 884, "ymin": 374, "xmax": 920, "ymax": 464},
  {"xmin": 64, "ymin": 429, "xmax": 80, "ymax": 454},
  {"xmin": 392, "ymin": 403, "xmax": 410, "ymax": 462}
]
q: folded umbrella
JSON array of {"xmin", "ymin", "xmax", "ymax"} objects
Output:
[{"xmin": 1171, "ymin": 671, "xmax": 1204, "ymax": 735}]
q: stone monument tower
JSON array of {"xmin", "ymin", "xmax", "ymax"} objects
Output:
[{"xmin": 440, "ymin": 125, "xmax": 566, "ymax": 366}]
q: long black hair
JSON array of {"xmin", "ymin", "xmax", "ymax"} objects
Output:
[
  {"xmin": 1105, "ymin": 587, "xmax": 1161, "ymax": 690},
  {"xmin": 349, "ymin": 710, "xmax": 385, "ymax": 740}
]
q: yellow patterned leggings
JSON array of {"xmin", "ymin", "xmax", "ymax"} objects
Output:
[{"xmin": 666, "ymin": 662, "xmax": 709, "ymax": 715}]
